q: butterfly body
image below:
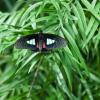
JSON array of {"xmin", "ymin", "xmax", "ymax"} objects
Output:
[{"xmin": 15, "ymin": 32, "xmax": 66, "ymax": 52}]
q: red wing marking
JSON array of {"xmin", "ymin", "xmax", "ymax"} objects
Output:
[
  {"xmin": 36, "ymin": 43, "xmax": 39, "ymax": 48},
  {"xmin": 42, "ymin": 42, "xmax": 46, "ymax": 48}
]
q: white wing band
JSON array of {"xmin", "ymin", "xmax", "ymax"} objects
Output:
[
  {"xmin": 47, "ymin": 38, "xmax": 55, "ymax": 45},
  {"xmin": 27, "ymin": 39, "xmax": 35, "ymax": 45}
]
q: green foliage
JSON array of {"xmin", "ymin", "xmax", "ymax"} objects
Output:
[{"xmin": 0, "ymin": 0, "xmax": 100, "ymax": 100}]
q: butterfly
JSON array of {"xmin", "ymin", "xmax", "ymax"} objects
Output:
[{"xmin": 15, "ymin": 32, "xmax": 67, "ymax": 52}]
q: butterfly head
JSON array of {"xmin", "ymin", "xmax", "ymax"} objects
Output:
[{"xmin": 38, "ymin": 31, "xmax": 43, "ymax": 38}]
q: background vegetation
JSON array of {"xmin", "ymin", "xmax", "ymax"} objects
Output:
[{"xmin": 0, "ymin": 0, "xmax": 100, "ymax": 100}]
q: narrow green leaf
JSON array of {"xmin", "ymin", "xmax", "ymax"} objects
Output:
[{"xmin": 81, "ymin": 0, "xmax": 100, "ymax": 22}]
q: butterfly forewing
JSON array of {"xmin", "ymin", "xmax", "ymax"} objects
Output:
[
  {"xmin": 44, "ymin": 34, "xmax": 66, "ymax": 49},
  {"xmin": 15, "ymin": 34, "xmax": 38, "ymax": 50}
]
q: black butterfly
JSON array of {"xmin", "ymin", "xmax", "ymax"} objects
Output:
[{"xmin": 15, "ymin": 32, "xmax": 67, "ymax": 52}]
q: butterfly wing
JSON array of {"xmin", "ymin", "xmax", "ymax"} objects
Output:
[
  {"xmin": 15, "ymin": 33, "xmax": 67, "ymax": 52},
  {"xmin": 44, "ymin": 34, "xmax": 67, "ymax": 50},
  {"xmin": 15, "ymin": 34, "xmax": 38, "ymax": 50}
]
